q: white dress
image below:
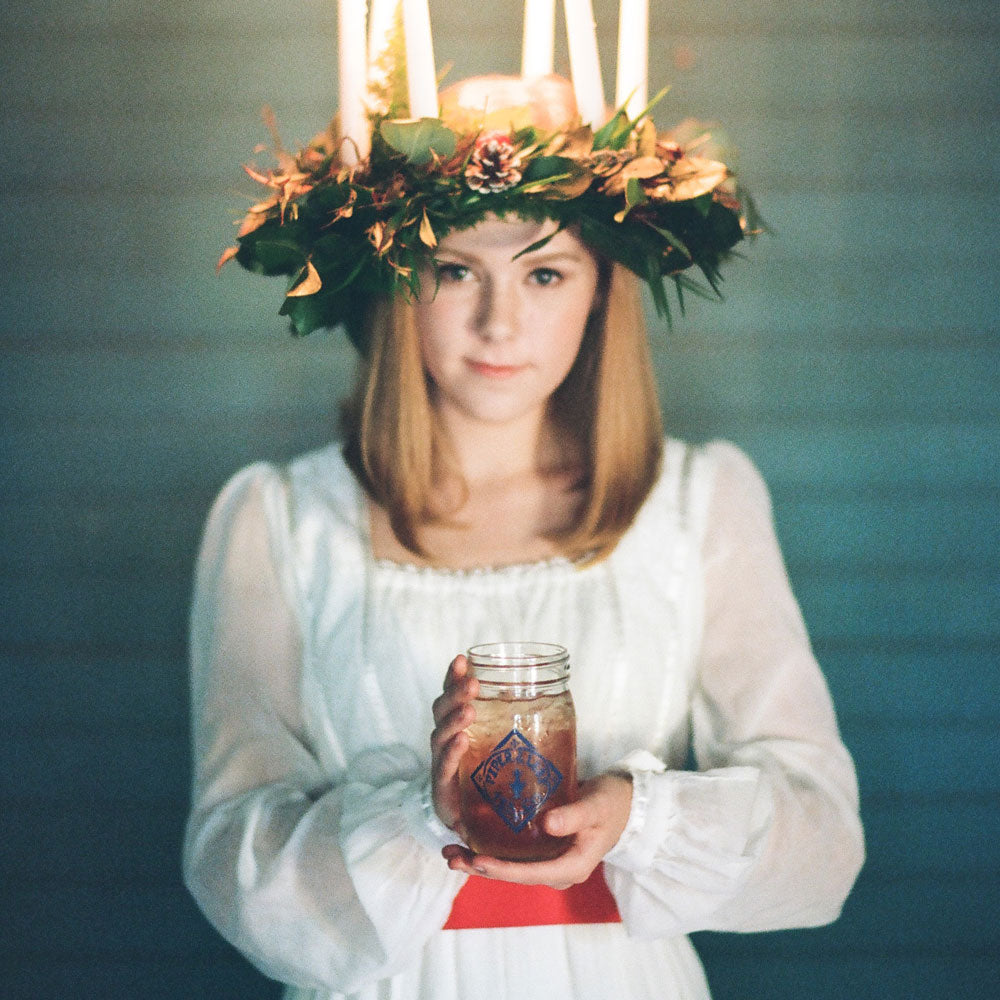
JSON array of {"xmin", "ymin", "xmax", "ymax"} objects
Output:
[{"xmin": 183, "ymin": 437, "xmax": 864, "ymax": 1000}]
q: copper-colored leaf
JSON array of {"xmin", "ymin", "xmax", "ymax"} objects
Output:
[
  {"xmin": 286, "ymin": 260, "xmax": 322, "ymax": 297},
  {"xmin": 418, "ymin": 209, "xmax": 437, "ymax": 248},
  {"xmin": 664, "ymin": 156, "xmax": 730, "ymax": 201},
  {"xmin": 237, "ymin": 210, "xmax": 271, "ymax": 237},
  {"xmin": 620, "ymin": 156, "xmax": 666, "ymax": 180},
  {"xmin": 216, "ymin": 246, "xmax": 239, "ymax": 272}
]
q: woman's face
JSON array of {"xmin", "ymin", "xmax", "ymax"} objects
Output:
[{"xmin": 414, "ymin": 216, "xmax": 600, "ymax": 432}]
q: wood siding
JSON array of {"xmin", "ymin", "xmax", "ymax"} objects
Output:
[{"xmin": 2, "ymin": 1, "xmax": 997, "ymax": 996}]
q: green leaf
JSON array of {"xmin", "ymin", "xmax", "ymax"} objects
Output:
[
  {"xmin": 511, "ymin": 224, "xmax": 563, "ymax": 260},
  {"xmin": 629, "ymin": 86, "xmax": 670, "ymax": 125},
  {"xmin": 625, "ymin": 177, "xmax": 649, "ymax": 209},
  {"xmin": 380, "ymin": 118, "xmax": 457, "ymax": 165},
  {"xmin": 646, "ymin": 223, "xmax": 692, "ymax": 261},
  {"xmin": 522, "ymin": 155, "xmax": 575, "ymax": 182},
  {"xmin": 236, "ymin": 238, "xmax": 306, "ymax": 276},
  {"xmin": 591, "ymin": 109, "xmax": 631, "ymax": 151}
]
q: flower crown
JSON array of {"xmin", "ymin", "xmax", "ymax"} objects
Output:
[{"xmin": 219, "ymin": 13, "xmax": 761, "ymax": 350}]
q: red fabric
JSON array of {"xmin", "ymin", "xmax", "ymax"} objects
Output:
[{"xmin": 442, "ymin": 862, "xmax": 622, "ymax": 929}]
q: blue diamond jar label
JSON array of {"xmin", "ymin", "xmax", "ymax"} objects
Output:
[{"xmin": 471, "ymin": 729, "xmax": 563, "ymax": 832}]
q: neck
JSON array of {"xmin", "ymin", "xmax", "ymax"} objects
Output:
[{"xmin": 438, "ymin": 409, "xmax": 549, "ymax": 487}]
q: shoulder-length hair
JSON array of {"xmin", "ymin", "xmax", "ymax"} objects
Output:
[{"xmin": 341, "ymin": 261, "xmax": 663, "ymax": 563}]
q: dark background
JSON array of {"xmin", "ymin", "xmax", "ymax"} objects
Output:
[{"xmin": 3, "ymin": 0, "xmax": 998, "ymax": 996}]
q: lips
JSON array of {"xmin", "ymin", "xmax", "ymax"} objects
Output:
[{"xmin": 465, "ymin": 359, "xmax": 526, "ymax": 379}]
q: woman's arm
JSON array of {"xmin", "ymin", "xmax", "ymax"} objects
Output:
[
  {"xmin": 183, "ymin": 465, "xmax": 464, "ymax": 991},
  {"xmin": 601, "ymin": 442, "xmax": 865, "ymax": 936},
  {"xmin": 434, "ymin": 444, "xmax": 864, "ymax": 937}
]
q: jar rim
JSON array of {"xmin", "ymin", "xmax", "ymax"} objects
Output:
[{"xmin": 466, "ymin": 641, "xmax": 568, "ymax": 667}]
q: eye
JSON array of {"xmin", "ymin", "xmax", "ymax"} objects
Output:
[
  {"xmin": 529, "ymin": 267, "xmax": 562, "ymax": 286},
  {"xmin": 435, "ymin": 262, "xmax": 471, "ymax": 283}
]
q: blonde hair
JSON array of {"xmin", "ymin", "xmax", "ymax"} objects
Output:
[{"xmin": 341, "ymin": 262, "xmax": 663, "ymax": 563}]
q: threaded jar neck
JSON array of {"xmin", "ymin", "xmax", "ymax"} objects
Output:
[{"xmin": 467, "ymin": 642, "xmax": 571, "ymax": 697}]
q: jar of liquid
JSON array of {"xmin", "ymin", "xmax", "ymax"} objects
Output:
[{"xmin": 459, "ymin": 642, "xmax": 577, "ymax": 861}]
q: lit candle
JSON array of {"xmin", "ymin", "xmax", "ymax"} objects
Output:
[
  {"xmin": 402, "ymin": 0, "xmax": 438, "ymax": 118},
  {"xmin": 338, "ymin": 0, "xmax": 369, "ymax": 163},
  {"xmin": 522, "ymin": 0, "xmax": 555, "ymax": 78},
  {"xmin": 562, "ymin": 0, "xmax": 605, "ymax": 126},
  {"xmin": 615, "ymin": 0, "xmax": 648, "ymax": 118}
]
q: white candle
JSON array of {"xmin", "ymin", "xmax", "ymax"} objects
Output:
[
  {"xmin": 368, "ymin": 0, "xmax": 396, "ymax": 81},
  {"xmin": 522, "ymin": 0, "xmax": 555, "ymax": 78},
  {"xmin": 615, "ymin": 0, "xmax": 648, "ymax": 118},
  {"xmin": 402, "ymin": 0, "xmax": 438, "ymax": 118},
  {"xmin": 562, "ymin": 0, "xmax": 605, "ymax": 126},
  {"xmin": 339, "ymin": 0, "xmax": 369, "ymax": 163}
]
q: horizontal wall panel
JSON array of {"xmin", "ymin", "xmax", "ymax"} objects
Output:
[
  {"xmin": 6, "ymin": 418, "xmax": 999, "ymax": 502},
  {"xmin": 773, "ymin": 494, "xmax": 1000, "ymax": 572},
  {"xmin": 5, "ymin": 19, "xmax": 995, "ymax": 123},
  {"xmin": 1, "ymin": 653, "xmax": 189, "ymax": 730},
  {"xmin": 2, "ymin": 250, "xmax": 990, "ymax": 344},
  {"xmin": 817, "ymin": 645, "xmax": 1000, "ymax": 722},
  {"xmin": 2, "ymin": 730, "xmax": 190, "ymax": 802},
  {"xmin": 689, "ymin": 873, "xmax": 999, "ymax": 956},
  {"xmin": 858, "ymin": 796, "xmax": 999, "ymax": 878},
  {"xmin": 791, "ymin": 569, "xmax": 999, "ymax": 644},
  {"xmin": 8, "ymin": 106, "xmax": 997, "ymax": 195},
  {"xmin": 6, "ymin": 341, "xmax": 998, "ymax": 425},
  {"xmin": 4, "ymin": 488, "xmax": 995, "ymax": 581},
  {"xmin": 4, "ymin": 718, "xmax": 995, "ymax": 803},
  {"xmin": 1, "ymin": 642, "xmax": 991, "ymax": 735},
  {"xmin": 5, "ymin": 869, "xmax": 996, "ymax": 959},
  {"xmin": 6, "ymin": 0, "xmax": 997, "ymax": 36},
  {"xmin": 0, "ymin": 563, "xmax": 994, "ymax": 647},
  {"xmin": 4, "ymin": 884, "xmax": 236, "ymax": 960},
  {"xmin": 1, "ymin": 956, "xmax": 277, "ymax": 1000},
  {"xmin": 3, "ymin": 800, "xmax": 186, "ymax": 887},
  {"xmin": 841, "ymin": 720, "xmax": 999, "ymax": 798},
  {"xmin": 6, "ymin": 793, "xmax": 991, "ymax": 891},
  {"xmin": 695, "ymin": 953, "xmax": 998, "ymax": 1000}
]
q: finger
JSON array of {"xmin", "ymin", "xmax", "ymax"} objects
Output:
[
  {"xmin": 432, "ymin": 673, "xmax": 478, "ymax": 724},
  {"xmin": 541, "ymin": 798, "xmax": 594, "ymax": 838},
  {"xmin": 445, "ymin": 653, "xmax": 468, "ymax": 689},
  {"xmin": 460, "ymin": 846, "xmax": 594, "ymax": 890},
  {"xmin": 432, "ymin": 728, "xmax": 468, "ymax": 783},
  {"xmin": 430, "ymin": 699, "xmax": 474, "ymax": 748}
]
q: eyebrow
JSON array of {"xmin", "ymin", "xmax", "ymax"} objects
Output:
[{"xmin": 433, "ymin": 248, "xmax": 587, "ymax": 266}]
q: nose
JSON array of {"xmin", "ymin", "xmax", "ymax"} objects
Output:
[{"xmin": 474, "ymin": 278, "xmax": 519, "ymax": 344}]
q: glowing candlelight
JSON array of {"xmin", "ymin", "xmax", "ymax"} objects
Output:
[
  {"xmin": 562, "ymin": 0, "xmax": 605, "ymax": 126},
  {"xmin": 402, "ymin": 0, "xmax": 438, "ymax": 118},
  {"xmin": 522, "ymin": 0, "xmax": 555, "ymax": 78},
  {"xmin": 338, "ymin": 0, "xmax": 369, "ymax": 164},
  {"xmin": 615, "ymin": 0, "xmax": 648, "ymax": 117}
]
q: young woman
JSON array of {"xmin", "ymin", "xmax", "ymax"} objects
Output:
[{"xmin": 187, "ymin": 76, "xmax": 863, "ymax": 1000}]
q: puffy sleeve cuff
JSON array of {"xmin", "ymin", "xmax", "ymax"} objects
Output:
[{"xmin": 603, "ymin": 752, "xmax": 774, "ymax": 937}]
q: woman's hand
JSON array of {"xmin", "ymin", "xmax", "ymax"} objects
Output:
[
  {"xmin": 440, "ymin": 773, "xmax": 633, "ymax": 890},
  {"xmin": 430, "ymin": 654, "xmax": 478, "ymax": 836}
]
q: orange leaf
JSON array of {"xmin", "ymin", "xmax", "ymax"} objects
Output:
[
  {"xmin": 237, "ymin": 211, "xmax": 271, "ymax": 237},
  {"xmin": 286, "ymin": 260, "xmax": 322, "ymax": 297},
  {"xmin": 216, "ymin": 246, "xmax": 239, "ymax": 272},
  {"xmin": 419, "ymin": 209, "xmax": 437, "ymax": 248}
]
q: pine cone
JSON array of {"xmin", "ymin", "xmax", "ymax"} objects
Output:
[{"xmin": 465, "ymin": 132, "xmax": 523, "ymax": 193}]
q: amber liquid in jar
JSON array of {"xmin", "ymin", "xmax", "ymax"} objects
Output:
[{"xmin": 459, "ymin": 643, "xmax": 577, "ymax": 862}]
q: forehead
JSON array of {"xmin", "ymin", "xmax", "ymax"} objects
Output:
[{"xmin": 438, "ymin": 216, "xmax": 589, "ymax": 260}]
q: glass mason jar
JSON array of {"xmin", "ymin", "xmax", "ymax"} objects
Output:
[{"xmin": 458, "ymin": 642, "xmax": 578, "ymax": 861}]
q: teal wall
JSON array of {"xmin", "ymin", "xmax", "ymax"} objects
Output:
[{"xmin": 2, "ymin": 1, "xmax": 997, "ymax": 996}]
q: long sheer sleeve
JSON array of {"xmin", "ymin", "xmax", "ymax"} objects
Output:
[
  {"xmin": 182, "ymin": 465, "xmax": 464, "ymax": 991},
  {"xmin": 604, "ymin": 442, "xmax": 865, "ymax": 937}
]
